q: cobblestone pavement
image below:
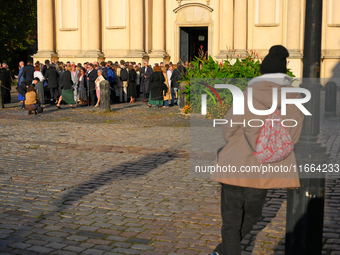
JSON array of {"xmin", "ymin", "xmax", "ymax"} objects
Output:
[{"xmin": 0, "ymin": 89, "xmax": 339, "ymax": 255}]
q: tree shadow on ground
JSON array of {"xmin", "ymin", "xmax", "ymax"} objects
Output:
[
  {"xmin": 1, "ymin": 149, "xmax": 183, "ymax": 252},
  {"xmin": 111, "ymin": 103, "xmax": 146, "ymax": 112}
]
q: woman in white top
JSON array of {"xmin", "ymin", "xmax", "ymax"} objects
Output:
[
  {"xmin": 94, "ymin": 69, "xmax": 105, "ymax": 107},
  {"xmin": 34, "ymin": 63, "xmax": 45, "ymax": 104},
  {"xmin": 34, "ymin": 63, "xmax": 45, "ymax": 83},
  {"xmin": 166, "ymin": 64, "xmax": 173, "ymax": 88}
]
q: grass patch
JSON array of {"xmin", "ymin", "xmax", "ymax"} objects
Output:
[
  {"xmin": 143, "ymin": 116, "xmax": 162, "ymax": 120},
  {"xmin": 104, "ymin": 120, "xmax": 117, "ymax": 124},
  {"xmin": 83, "ymin": 109, "xmax": 118, "ymax": 116}
]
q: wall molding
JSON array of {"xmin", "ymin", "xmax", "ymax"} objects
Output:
[
  {"xmin": 173, "ymin": 3, "xmax": 213, "ymax": 13},
  {"xmin": 106, "ymin": 0, "xmax": 126, "ymax": 28},
  {"xmin": 255, "ymin": 0, "xmax": 280, "ymax": 27},
  {"xmin": 58, "ymin": 0, "xmax": 78, "ymax": 30}
]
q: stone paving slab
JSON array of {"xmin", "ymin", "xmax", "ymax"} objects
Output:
[{"xmin": 0, "ymin": 89, "xmax": 339, "ymax": 254}]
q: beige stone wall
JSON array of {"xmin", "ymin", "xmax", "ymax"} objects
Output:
[{"xmin": 33, "ymin": 0, "xmax": 340, "ymax": 80}]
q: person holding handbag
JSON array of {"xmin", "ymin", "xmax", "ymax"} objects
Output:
[
  {"xmin": 207, "ymin": 45, "xmax": 305, "ymax": 255},
  {"xmin": 161, "ymin": 66, "xmax": 172, "ymax": 108}
]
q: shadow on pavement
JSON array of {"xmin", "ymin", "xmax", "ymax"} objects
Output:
[{"xmin": 0, "ymin": 148, "xmax": 181, "ymax": 253}]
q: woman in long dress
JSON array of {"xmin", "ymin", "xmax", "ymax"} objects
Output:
[
  {"xmin": 77, "ymin": 68, "xmax": 87, "ymax": 105},
  {"xmin": 148, "ymin": 65, "xmax": 168, "ymax": 108},
  {"xmin": 127, "ymin": 65, "xmax": 137, "ymax": 103},
  {"xmin": 56, "ymin": 66, "xmax": 76, "ymax": 108},
  {"xmin": 94, "ymin": 69, "xmax": 105, "ymax": 107}
]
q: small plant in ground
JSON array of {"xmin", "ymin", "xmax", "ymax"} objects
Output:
[{"xmin": 182, "ymin": 103, "xmax": 191, "ymax": 114}]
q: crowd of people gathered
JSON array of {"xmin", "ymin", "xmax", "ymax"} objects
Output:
[{"xmin": 0, "ymin": 58, "xmax": 188, "ymax": 114}]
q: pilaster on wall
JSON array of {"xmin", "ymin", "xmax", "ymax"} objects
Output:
[
  {"xmin": 85, "ymin": 0, "xmax": 103, "ymax": 59},
  {"xmin": 127, "ymin": 0, "xmax": 146, "ymax": 58},
  {"xmin": 233, "ymin": 0, "xmax": 247, "ymax": 57},
  {"xmin": 286, "ymin": 0, "xmax": 303, "ymax": 59},
  {"xmin": 149, "ymin": 0, "xmax": 168, "ymax": 59},
  {"xmin": 33, "ymin": 0, "xmax": 57, "ymax": 60},
  {"xmin": 216, "ymin": 0, "xmax": 234, "ymax": 59}
]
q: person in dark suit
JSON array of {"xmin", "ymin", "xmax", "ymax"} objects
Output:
[
  {"xmin": 22, "ymin": 61, "xmax": 35, "ymax": 82},
  {"xmin": 0, "ymin": 63, "xmax": 12, "ymax": 104},
  {"xmin": 86, "ymin": 63, "xmax": 98, "ymax": 106},
  {"xmin": 45, "ymin": 64, "xmax": 60, "ymax": 104},
  {"xmin": 41, "ymin": 59, "xmax": 49, "ymax": 76},
  {"xmin": 140, "ymin": 61, "xmax": 153, "ymax": 102}
]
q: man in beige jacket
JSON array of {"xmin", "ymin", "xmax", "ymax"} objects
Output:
[{"xmin": 208, "ymin": 45, "xmax": 304, "ymax": 255}]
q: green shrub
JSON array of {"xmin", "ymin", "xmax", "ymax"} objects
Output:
[{"xmin": 182, "ymin": 51, "xmax": 295, "ymax": 118}]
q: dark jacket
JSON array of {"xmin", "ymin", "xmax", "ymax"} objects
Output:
[
  {"xmin": 22, "ymin": 64, "xmax": 35, "ymax": 81},
  {"xmin": 149, "ymin": 71, "xmax": 167, "ymax": 100},
  {"xmin": 41, "ymin": 65, "xmax": 48, "ymax": 76},
  {"xmin": 140, "ymin": 66, "xmax": 153, "ymax": 93},
  {"xmin": 61, "ymin": 70, "xmax": 73, "ymax": 90},
  {"xmin": 0, "ymin": 68, "xmax": 12, "ymax": 89},
  {"xmin": 170, "ymin": 65, "xmax": 187, "ymax": 88},
  {"xmin": 128, "ymin": 68, "xmax": 137, "ymax": 84},
  {"xmin": 17, "ymin": 79, "xmax": 32, "ymax": 97},
  {"xmin": 45, "ymin": 67, "xmax": 60, "ymax": 89},
  {"xmin": 87, "ymin": 69, "xmax": 98, "ymax": 90}
]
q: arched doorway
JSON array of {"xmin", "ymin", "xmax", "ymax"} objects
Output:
[
  {"xmin": 180, "ymin": 26, "xmax": 208, "ymax": 62},
  {"xmin": 174, "ymin": 3, "xmax": 213, "ymax": 63}
]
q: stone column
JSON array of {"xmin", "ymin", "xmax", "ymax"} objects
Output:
[
  {"xmin": 149, "ymin": 0, "xmax": 168, "ymax": 59},
  {"xmin": 34, "ymin": 0, "xmax": 56, "ymax": 59},
  {"xmin": 127, "ymin": 0, "xmax": 146, "ymax": 57},
  {"xmin": 234, "ymin": 0, "xmax": 247, "ymax": 57},
  {"xmin": 86, "ymin": 0, "xmax": 103, "ymax": 58},
  {"xmin": 217, "ymin": 0, "xmax": 234, "ymax": 59}
]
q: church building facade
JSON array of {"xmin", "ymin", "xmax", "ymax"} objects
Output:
[{"xmin": 33, "ymin": 0, "xmax": 340, "ymax": 78}]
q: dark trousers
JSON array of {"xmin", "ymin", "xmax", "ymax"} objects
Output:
[
  {"xmin": 2, "ymin": 87, "xmax": 11, "ymax": 104},
  {"xmin": 109, "ymin": 83, "xmax": 115, "ymax": 104},
  {"xmin": 50, "ymin": 88, "xmax": 59, "ymax": 100},
  {"xmin": 171, "ymin": 87, "xmax": 175, "ymax": 105},
  {"xmin": 214, "ymin": 184, "xmax": 267, "ymax": 255},
  {"xmin": 110, "ymin": 88, "xmax": 115, "ymax": 104},
  {"xmin": 136, "ymin": 85, "xmax": 140, "ymax": 98},
  {"xmin": 89, "ymin": 89, "xmax": 96, "ymax": 106}
]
